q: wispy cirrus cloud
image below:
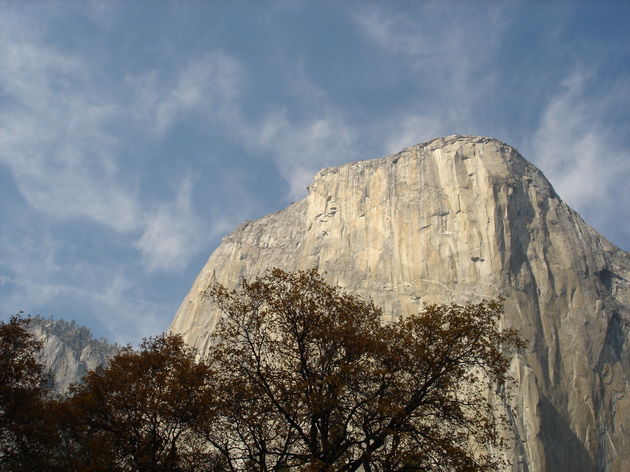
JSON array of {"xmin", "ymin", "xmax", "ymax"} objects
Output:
[
  {"xmin": 353, "ymin": 3, "xmax": 510, "ymax": 141},
  {"xmin": 0, "ymin": 216, "xmax": 169, "ymax": 344},
  {"xmin": 0, "ymin": 2, "xmax": 358, "ymax": 273},
  {"xmin": 0, "ymin": 7, "xmax": 247, "ymax": 341},
  {"xmin": 191, "ymin": 57, "xmax": 361, "ymax": 201},
  {"xmin": 249, "ymin": 108, "xmax": 356, "ymax": 200},
  {"xmin": 127, "ymin": 52, "xmax": 243, "ymax": 136},
  {"xmin": 136, "ymin": 174, "xmax": 209, "ymax": 273},
  {"xmin": 531, "ymin": 69, "xmax": 630, "ymax": 246},
  {"xmin": 0, "ymin": 9, "xmax": 242, "ymax": 271},
  {"xmin": 381, "ymin": 113, "xmax": 449, "ymax": 156},
  {"xmin": 0, "ymin": 22, "xmax": 140, "ymax": 232},
  {"xmin": 233, "ymin": 4, "xmax": 513, "ymax": 200}
]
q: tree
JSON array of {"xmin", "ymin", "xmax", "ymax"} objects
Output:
[
  {"xmin": 0, "ymin": 314, "xmax": 56, "ymax": 471},
  {"xmin": 59, "ymin": 333, "xmax": 219, "ymax": 472},
  {"xmin": 1, "ymin": 271, "xmax": 524, "ymax": 472},
  {"xmin": 202, "ymin": 268, "xmax": 524, "ymax": 472}
]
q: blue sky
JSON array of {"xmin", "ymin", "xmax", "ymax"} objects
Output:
[{"xmin": 1, "ymin": 1, "xmax": 629, "ymax": 344}]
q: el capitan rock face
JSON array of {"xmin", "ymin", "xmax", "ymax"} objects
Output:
[{"xmin": 171, "ymin": 135, "xmax": 630, "ymax": 472}]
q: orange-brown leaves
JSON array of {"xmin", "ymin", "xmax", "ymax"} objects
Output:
[
  {"xmin": 0, "ymin": 314, "xmax": 53, "ymax": 471},
  {"xmin": 1, "ymin": 271, "xmax": 524, "ymax": 472},
  {"xmin": 61, "ymin": 333, "xmax": 218, "ymax": 472},
  {"xmin": 204, "ymin": 269, "xmax": 525, "ymax": 472}
]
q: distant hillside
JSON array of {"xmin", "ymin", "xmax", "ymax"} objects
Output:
[{"xmin": 27, "ymin": 317, "xmax": 119, "ymax": 393}]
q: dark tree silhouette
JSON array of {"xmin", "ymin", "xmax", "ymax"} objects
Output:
[
  {"xmin": 0, "ymin": 314, "xmax": 56, "ymax": 471},
  {"xmin": 58, "ymin": 334, "xmax": 219, "ymax": 472},
  {"xmin": 1, "ymin": 270, "xmax": 524, "ymax": 472},
  {"xmin": 202, "ymin": 269, "xmax": 524, "ymax": 472}
]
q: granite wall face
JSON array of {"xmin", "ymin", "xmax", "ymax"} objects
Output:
[{"xmin": 28, "ymin": 317, "xmax": 118, "ymax": 393}]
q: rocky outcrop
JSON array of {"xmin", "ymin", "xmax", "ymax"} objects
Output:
[
  {"xmin": 171, "ymin": 135, "xmax": 630, "ymax": 472},
  {"xmin": 27, "ymin": 317, "xmax": 119, "ymax": 393}
]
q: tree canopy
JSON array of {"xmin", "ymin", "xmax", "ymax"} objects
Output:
[
  {"xmin": 0, "ymin": 269, "xmax": 524, "ymax": 472},
  {"xmin": 58, "ymin": 334, "xmax": 217, "ymax": 472},
  {"xmin": 0, "ymin": 315, "xmax": 53, "ymax": 472},
  {"xmin": 202, "ymin": 268, "xmax": 524, "ymax": 472}
]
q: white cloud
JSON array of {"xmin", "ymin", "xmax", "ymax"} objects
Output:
[
  {"xmin": 250, "ymin": 110, "xmax": 356, "ymax": 200},
  {"xmin": 136, "ymin": 174, "xmax": 208, "ymax": 273},
  {"xmin": 3, "ymin": 272, "xmax": 165, "ymax": 345},
  {"xmin": 0, "ymin": 8, "xmax": 255, "ymax": 344},
  {"xmin": 0, "ymin": 9, "xmax": 246, "ymax": 269},
  {"xmin": 381, "ymin": 113, "xmax": 449, "ymax": 155},
  {"xmin": 353, "ymin": 4, "xmax": 510, "ymax": 147},
  {"xmin": 127, "ymin": 52, "xmax": 243, "ymax": 136},
  {"xmin": 358, "ymin": 7, "xmax": 502, "ymax": 90},
  {"xmin": 211, "ymin": 58, "xmax": 361, "ymax": 201},
  {"xmin": 0, "ymin": 12, "xmax": 140, "ymax": 232},
  {"xmin": 531, "ymin": 70, "xmax": 630, "ymax": 244},
  {"xmin": 0, "ymin": 220, "xmax": 168, "ymax": 344}
]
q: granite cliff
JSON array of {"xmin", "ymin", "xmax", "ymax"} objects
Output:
[
  {"xmin": 171, "ymin": 135, "xmax": 630, "ymax": 472},
  {"xmin": 27, "ymin": 317, "xmax": 119, "ymax": 393}
]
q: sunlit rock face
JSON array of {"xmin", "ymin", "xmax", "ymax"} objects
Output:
[
  {"xmin": 171, "ymin": 135, "xmax": 629, "ymax": 472},
  {"xmin": 28, "ymin": 317, "xmax": 119, "ymax": 393}
]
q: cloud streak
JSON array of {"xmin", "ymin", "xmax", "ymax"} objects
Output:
[
  {"xmin": 0, "ymin": 21, "xmax": 140, "ymax": 232},
  {"xmin": 531, "ymin": 70, "xmax": 630, "ymax": 246},
  {"xmin": 0, "ymin": 215, "xmax": 168, "ymax": 344},
  {"xmin": 0, "ymin": 8, "xmax": 249, "ymax": 341},
  {"xmin": 353, "ymin": 3, "xmax": 509, "ymax": 138},
  {"xmin": 248, "ymin": 109, "xmax": 357, "ymax": 200},
  {"xmin": 127, "ymin": 52, "xmax": 243, "ymax": 136},
  {"xmin": 136, "ymin": 174, "xmax": 209, "ymax": 273},
  {"xmin": 0, "ymin": 10, "xmax": 244, "ymax": 270}
]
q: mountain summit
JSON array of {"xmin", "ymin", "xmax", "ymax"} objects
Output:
[{"xmin": 171, "ymin": 135, "xmax": 630, "ymax": 471}]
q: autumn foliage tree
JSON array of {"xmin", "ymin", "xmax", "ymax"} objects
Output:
[
  {"xmin": 0, "ymin": 322, "xmax": 219, "ymax": 472},
  {"xmin": 202, "ymin": 269, "xmax": 524, "ymax": 472},
  {"xmin": 0, "ymin": 315, "xmax": 56, "ymax": 471},
  {"xmin": 58, "ymin": 334, "xmax": 218, "ymax": 472},
  {"xmin": 0, "ymin": 269, "xmax": 523, "ymax": 472}
]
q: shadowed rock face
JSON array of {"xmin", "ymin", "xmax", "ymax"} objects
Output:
[{"xmin": 171, "ymin": 135, "xmax": 630, "ymax": 472}]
